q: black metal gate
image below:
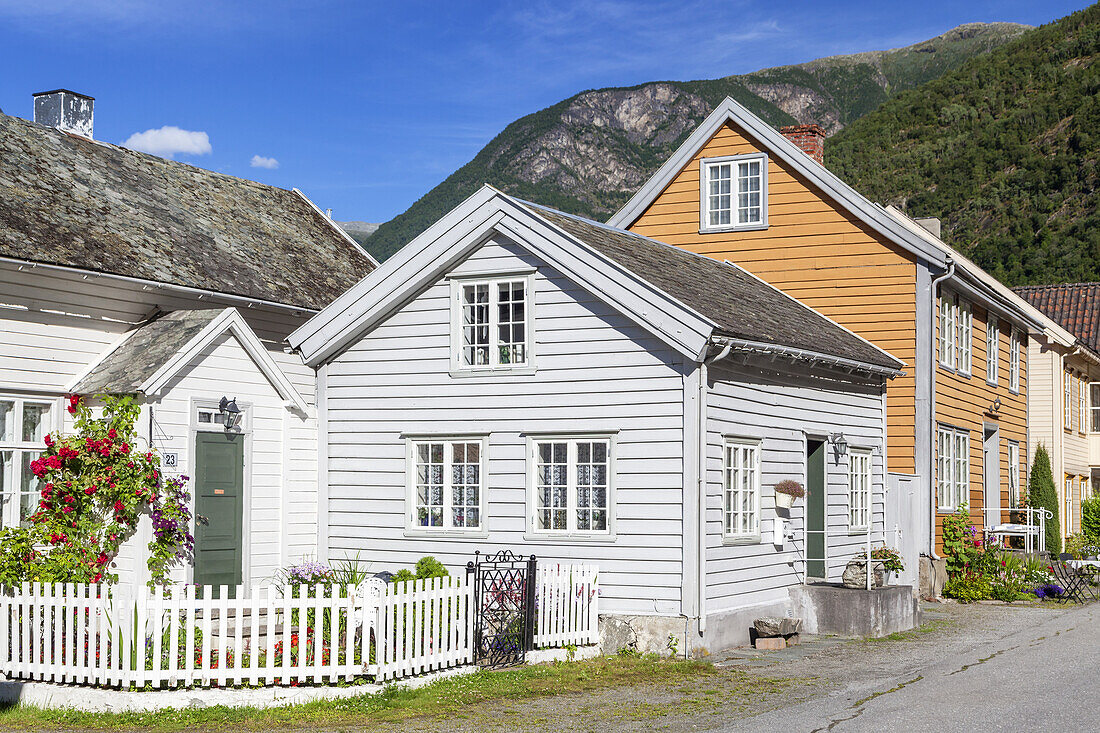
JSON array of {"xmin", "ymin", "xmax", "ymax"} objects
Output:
[{"xmin": 467, "ymin": 550, "xmax": 537, "ymax": 668}]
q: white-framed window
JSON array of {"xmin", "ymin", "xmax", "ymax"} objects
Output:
[
  {"xmin": 1080, "ymin": 375, "xmax": 1088, "ymax": 434},
  {"xmin": 406, "ymin": 437, "xmax": 486, "ymax": 532},
  {"xmin": 700, "ymin": 154, "xmax": 767, "ymax": 231},
  {"xmin": 0, "ymin": 396, "xmax": 56, "ymax": 528},
  {"xmin": 937, "ymin": 424, "xmax": 970, "ymax": 511},
  {"xmin": 1091, "ymin": 384, "xmax": 1100, "ymax": 433},
  {"xmin": 848, "ymin": 449, "xmax": 872, "ymax": 530},
  {"xmin": 956, "ymin": 299, "xmax": 972, "ymax": 374},
  {"xmin": 1065, "ymin": 369, "xmax": 1074, "ymax": 431},
  {"xmin": 1065, "ymin": 475, "xmax": 1075, "ymax": 535},
  {"xmin": 450, "ymin": 275, "xmax": 532, "ymax": 372},
  {"xmin": 1009, "ymin": 329, "xmax": 1021, "ymax": 392},
  {"xmin": 1082, "ymin": 476, "xmax": 1090, "ymax": 504},
  {"xmin": 986, "ymin": 315, "xmax": 999, "ymax": 384},
  {"xmin": 529, "ymin": 437, "xmax": 612, "ymax": 535},
  {"xmin": 938, "ymin": 293, "xmax": 956, "ymax": 369},
  {"xmin": 1007, "ymin": 441, "xmax": 1021, "ymax": 509},
  {"xmin": 723, "ymin": 440, "xmax": 761, "ymax": 540}
]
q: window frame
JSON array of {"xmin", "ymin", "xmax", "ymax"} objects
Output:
[
  {"xmin": 448, "ymin": 272, "xmax": 535, "ymax": 376},
  {"xmin": 525, "ymin": 434, "xmax": 615, "ymax": 539},
  {"xmin": 1080, "ymin": 374, "xmax": 1088, "ymax": 434},
  {"xmin": 1007, "ymin": 441, "xmax": 1021, "ymax": 509},
  {"xmin": 938, "ymin": 293, "xmax": 956, "ymax": 370},
  {"xmin": 404, "ymin": 435, "xmax": 489, "ymax": 537},
  {"xmin": 1065, "ymin": 474, "xmax": 1075, "ymax": 535},
  {"xmin": 956, "ymin": 298, "xmax": 972, "ymax": 375},
  {"xmin": 848, "ymin": 448, "xmax": 872, "ymax": 532},
  {"xmin": 1065, "ymin": 369, "xmax": 1074, "ymax": 431},
  {"xmin": 699, "ymin": 153, "xmax": 769, "ymax": 233},
  {"xmin": 1009, "ymin": 329, "xmax": 1021, "ymax": 393},
  {"xmin": 0, "ymin": 394, "xmax": 60, "ymax": 529},
  {"xmin": 1092, "ymin": 383, "xmax": 1100, "ymax": 434},
  {"xmin": 937, "ymin": 424, "xmax": 970, "ymax": 512},
  {"xmin": 986, "ymin": 315, "xmax": 999, "ymax": 385},
  {"xmin": 722, "ymin": 438, "xmax": 762, "ymax": 543}
]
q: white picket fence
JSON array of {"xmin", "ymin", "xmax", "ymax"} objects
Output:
[{"xmin": 0, "ymin": 563, "xmax": 599, "ymax": 689}]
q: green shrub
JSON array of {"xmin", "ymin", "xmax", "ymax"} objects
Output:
[
  {"xmin": 942, "ymin": 505, "xmax": 973, "ymax": 576},
  {"xmin": 944, "ymin": 572, "xmax": 992, "ymax": 603},
  {"xmin": 989, "ymin": 553, "xmax": 1027, "ymax": 601},
  {"xmin": 414, "ymin": 556, "xmax": 450, "ymax": 580},
  {"xmin": 1028, "ymin": 445, "xmax": 1060, "ymax": 554},
  {"xmin": 1081, "ymin": 495, "xmax": 1100, "ymax": 542}
]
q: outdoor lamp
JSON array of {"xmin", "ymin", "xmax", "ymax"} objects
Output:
[
  {"xmin": 218, "ymin": 396, "xmax": 241, "ymax": 431},
  {"xmin": 829, "ymin": 432, "xmax": 848, "ymax": 456}
]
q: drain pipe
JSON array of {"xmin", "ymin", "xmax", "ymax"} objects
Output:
[
  {"xmin": 928, "ymin": 258, "xmax": 955, "ymax": 560},
  {"xmin": 697, "ymin": 342, "xmax": 732, "ymax": 638}
]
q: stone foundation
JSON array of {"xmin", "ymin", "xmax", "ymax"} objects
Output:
[{"xmin": 918, "ymin": 555, "xmax": 948, "ymax": 599}]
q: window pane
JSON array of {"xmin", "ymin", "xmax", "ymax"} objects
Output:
[
  {"xmin": 21, "ymin": 404, "xmax": 50, "ymax": 444},
  {"xmin": 0, "ymin": 450, "xmax": 11, "ymax": 529},
  {"xmin": 462, "ymin": 283, "xmax": 490, "ymax": 366},
  {"xmin": 0, "ymin": 401, "xmax": 14, "ymax": 443},
  {"xmin": 415, "ymin": 442, "xmax": 445, "ymax": 527}
]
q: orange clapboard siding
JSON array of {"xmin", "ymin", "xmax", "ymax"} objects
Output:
[{"xmin": 628, "ymin": 120, "xmax": 920, "ymax": 474}]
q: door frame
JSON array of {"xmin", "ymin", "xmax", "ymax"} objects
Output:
[
  {"xmin": 982, "ymin": 422, "xmax": 1000, "ymax": 520},
  {"xmin": 803, "ymin": 432, "xmax": 829, "ymax": 581},
  {"xmin": 189, "ymin": 397, "xmax": 253, "ymax": 586}
]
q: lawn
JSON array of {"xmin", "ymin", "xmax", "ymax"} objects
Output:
[{"xmin": 0, "ymin": 654, "xmax": 744, "ymax": 732}]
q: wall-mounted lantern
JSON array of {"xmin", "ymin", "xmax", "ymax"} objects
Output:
[{"xmin": 218, "ymin": 396, "xmax": 241, "ymax": 432}]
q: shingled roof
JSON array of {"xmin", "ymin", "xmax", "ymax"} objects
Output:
[
  {"xmin": 520, "ymin": 201, "xmax": 902, "ymax": 371},
  {"xmin": 1013, "ymin": 282, "xmax": 1100, "ymax": 352},
  {"xmin": 0, "ymin": 112, "xmax": 375, "ymax": 311}
]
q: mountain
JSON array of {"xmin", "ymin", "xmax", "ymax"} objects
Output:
[
  {"xmin": 338, "ymin": 221, "xmax": 379, "ymax": 250},
  {"xmin": 365, "ymin": 22, "xmax": 1030, "ymax": 261},
  {"xmin": 826, "ymin": 4, "xmax": 1100, "ymax": 286}
]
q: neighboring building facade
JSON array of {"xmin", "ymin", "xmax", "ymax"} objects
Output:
[
  {"xmin": 0, "ymin": 93, "xmax": 375, "ymax": 587},
  {"xmin": 1015, "ymin": 283, "xmax": 1100, "ymax": 545},
  {"xmin": 607, "ymin": 98, "xmax": 1043, "ymax": 561},
  {"xmin": 290, "ymin": 186, "xmax": 906, "ymax": 649}
]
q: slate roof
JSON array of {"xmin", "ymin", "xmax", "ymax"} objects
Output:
[
  {"xmin": 74, "ymin": 309, "xmax": 223, "ymax": 394},
  {"xmin": 520, "ymin": 201, "xmax": 902, "ymax": 371},
  {"xmin": 1013, "ymin": 282, "xmax": 1100, "ymax": 352},
  {"xmin": 0, "ymin": 112, "xmax": 375, "ymax": 311}
]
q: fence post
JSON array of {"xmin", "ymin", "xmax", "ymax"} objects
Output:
[{"xmin": 525, "ymin": 555, "xmax": 537, "ymax": 652}]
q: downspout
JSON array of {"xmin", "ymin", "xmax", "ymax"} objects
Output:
[
  {"xmin": 928, "ymin": 258, "xmax": 955, "ymax": 559},
  {"xmin": 697, "ymin": 343, "xmax": 731, "ymax": 635}
]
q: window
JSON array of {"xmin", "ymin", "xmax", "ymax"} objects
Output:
[
  {"xmin": 1009, "ymin": 330, "xmax": 1021, "ymax": 392},
  {"xmin": 407, "ymin": 438, "xmax": 485, "ymax": 531},
  {"xmin": 1080, "ymin": 375, "xmax": 1088, "ymax": 434},
  {"xmin": 723, "ymin": 441, "xmax": 760, "ymax": 539},
  {"xmin": 937, "ymin": 425, "xmax": 969, "ymax": 511},
  {"xmin": 1082, "ymin": 476, "xmax": 1090, "ymax": 504},
  {"xmin": 1065, "ymin": 369, "xmax": 1074, "ymax": 431},
  {"xmin": 1007, "ymin": 441, "xmax": 1021, "ymax": 509},
  {"xmin": 956, "ymin": 299, "xmax": 972, "ymax": 374},
  {"xmin": 0, "ymin": 396, "xmax": 55, "ymax": 528},
  {"xmin": 849, "ymin": 450, "xmax": 872, "ymax": 530},
  {"xmin": 986, "ymin": 316, "xmax": 999, "ymax": 384},
  {"xmin": 1065, "ymin": 475, "xmax": 1075, "ymax": 535},
  {"xmin": 701, "ymin": 154, "xmax": 767, "ymax": 231},
  {"xmin": 938, "ymin": 294, "xmax": 956, "ymax": 369},
  {"xmin": 451, "ymin": 276, "xmax": 531, "ymax": 371},
  {"xmin": 531, "ymin": 437, "xmax": 611, "ymax": 534},
  {"xmin": 1092, "ymin": 384, "xmax": 1100, "ymax": 433}
]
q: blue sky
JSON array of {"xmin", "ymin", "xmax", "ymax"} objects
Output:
[{"xmin": 0, "ymin": 0, "xmax": 1090, "ymax": 224}]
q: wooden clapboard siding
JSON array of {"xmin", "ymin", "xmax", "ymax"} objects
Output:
[
  {"xmin": 628, "ymin": 121, "xmax": 919, "ymax": 476},
  {"xmin": 324, "ymin": 235, "xmax": 690, "ymax": 616},
  {"xmin": 933, "ymin": 297, "xmax": 1027, "ymax": 552},
  {"xmin": 706, "ymin": 360, "xmax": 888, "ymax": 604}
]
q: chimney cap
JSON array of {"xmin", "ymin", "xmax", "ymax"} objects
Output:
[
  {"xmin": 33, "ymin": 89, "xmax": 95, "ymax": 101},
  {"xmin": 780, "ymin": 123, "xmax": 826, "ymax": 135}
]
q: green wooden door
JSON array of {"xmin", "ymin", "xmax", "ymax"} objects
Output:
[
  {"xmin": 807, "ymin": 440, "xmax": 826, "ymax": 579},
  {"xmin": 194, "ymin": 432, "xmax": 244, "ymax": 588}
]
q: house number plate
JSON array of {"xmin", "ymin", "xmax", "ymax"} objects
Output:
[{"xmin": 162, "ymin": 452, "xmax": 178, "ymax": 468}]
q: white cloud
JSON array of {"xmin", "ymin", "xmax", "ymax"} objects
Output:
[
  {"xmin": 250, "ymin": 154, "xmax": 279, "ymax": 170},
  {"xmin": 122, "ymin": 126, "xmax": 211, "ymax": 158}
]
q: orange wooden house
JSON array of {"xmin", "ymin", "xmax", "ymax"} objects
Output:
[{"xmin": 607, "ymin": 98, "xmax": 1044, "ymax": 570}]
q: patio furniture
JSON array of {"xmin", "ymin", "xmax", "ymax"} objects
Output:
[
  {"xmin": 1052, "ymin": 554, "xmax": 1093, "ymax": 603},
  {"xmin": 1065, "ymin": 557, "xmax": 1100, "ymax": 601}
]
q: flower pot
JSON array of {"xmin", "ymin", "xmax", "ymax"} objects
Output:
[{"xmin": 775, "ymin": 491, "xmax": 795, "ymax": 510}]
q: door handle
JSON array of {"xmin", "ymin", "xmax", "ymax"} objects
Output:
[{"xmin": 196, "ymin": 515, "xmax": 210, "ymax": 526}]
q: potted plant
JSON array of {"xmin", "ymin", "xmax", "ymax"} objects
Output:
[
  {"xmin": 774, "ymin": 480, "xmax": 805, "ymax": 510},
  {"xmin": 845, "ymin": 546, "xmax": 904, "ymax": 588}
]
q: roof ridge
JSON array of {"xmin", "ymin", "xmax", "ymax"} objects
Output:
[{"xmin": 1012, "ymin": 281, "xmax": 1100, "ymax": 290}]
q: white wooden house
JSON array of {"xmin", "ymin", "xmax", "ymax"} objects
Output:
[
  {"xmin": 0, "ymin": 93, "xmax": 376, "ymax": 588},
  {"xmin": 290, "ymin": 185, "xmax": 906, "ymax": 649}
]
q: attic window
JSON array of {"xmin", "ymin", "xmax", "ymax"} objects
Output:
[
  {"xmin": 450, "ymin": 275, "xmax": 533, "ymax": 373},
  {"xmin": 700, "ymin": 154, "xmax": 768, "ymax": 232}
]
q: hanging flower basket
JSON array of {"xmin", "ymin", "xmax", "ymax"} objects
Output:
[{"xmin": 774, "ymin": 480, "xmax": 805, "ymax": 509}]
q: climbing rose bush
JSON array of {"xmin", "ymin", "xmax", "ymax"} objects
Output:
[{"xmin": 0, "ymin": 394, "xmax": 194, "ymax": 586}]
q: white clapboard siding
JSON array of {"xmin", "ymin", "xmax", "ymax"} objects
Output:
[
  {"xmin": 705, "ymin": 359, "xmax": 890, "ymax": 601},
  {"xmin": 325, "ymin": 235, "xmax": 687, "ymax": 616}
]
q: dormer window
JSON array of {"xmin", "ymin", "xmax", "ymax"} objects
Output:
[
  {"xmin": 700, "ymin": 154, "xmax": 768, "ymax": 232},
  {"xmin": 450, "ymin": 274, "xmax": 533, "ymax": 373}
]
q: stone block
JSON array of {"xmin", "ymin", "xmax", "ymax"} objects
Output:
[
  {"xmin": 753, "ymin": 616, "xmax": 803, "ymax": 637},
  {"xmin": 754, "ymin": 636, "xmax": 786, "ymax": 650},
  {"xmin": 784, "ymin": 633, "xmax": 801, "ymax": 646}
]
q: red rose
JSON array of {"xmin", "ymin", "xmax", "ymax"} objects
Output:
[
  {"xmin": 44, "ymin": 434, "xmax": 53, "ymax": 447},
  {"xmin": 107, "ymin": 428, "xmax": 117, "ymax": 440}
]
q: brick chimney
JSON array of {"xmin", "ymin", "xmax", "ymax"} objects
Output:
[{"xmin": 780, "ymin": 124, "xmax": 825, "ymax": 164}]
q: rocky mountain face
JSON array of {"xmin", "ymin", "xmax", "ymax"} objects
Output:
[{"xmin": 364, "ymin": 22, "xmax": 1029, "ymax": 261}]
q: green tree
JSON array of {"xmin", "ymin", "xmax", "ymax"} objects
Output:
[
  {"xmin": 1081, "ymin": 494, "xmax": 1100, "ymax": 542},
  {"xmin": 1028, "ymin": 444, "xmax": 1060, "ymax": 554}
]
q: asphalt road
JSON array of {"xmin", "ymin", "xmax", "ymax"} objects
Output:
[{"xmin": 729, "ymin": 602, "xmax": 1098, "ymax": 732}]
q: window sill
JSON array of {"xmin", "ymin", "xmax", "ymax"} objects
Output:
[
  {"xmin": 522, "ymin": 532, "xmax": 617, "ymax": 544},
  {"xmin": 986, "ymin": 380, "xmax": 999, "ymax": 389},
  {"xmin": 449, "ymin": 366, "xmax": 537, "ymax": 379},
  {"xmin": 721, "ymin": 535, "xmax": 763, "ymax": 546},
  {"xmin": 848, "ymin": 527, "xmax": 870, "ymax": 535},
  {"xmin": 699, "ymin": 223, "xmax": 768, "ymax": 235},
  {"xmin": 403, "ymin": 528, "xmax": 490, "ymax": 540}
]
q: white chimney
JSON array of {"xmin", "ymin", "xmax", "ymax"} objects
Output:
[{"xmin": 33, "ymin": 89, "xmax": 94, "ymax": 139}]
